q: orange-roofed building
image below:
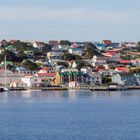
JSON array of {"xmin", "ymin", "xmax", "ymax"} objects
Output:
[{"xmin": 38, "ymin": 67, "xmax": 55, "ymax": 73}]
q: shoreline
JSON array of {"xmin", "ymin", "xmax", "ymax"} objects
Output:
[{"xmin": 8, "ymin": 86, "xmax": 140, "ymax": 92}]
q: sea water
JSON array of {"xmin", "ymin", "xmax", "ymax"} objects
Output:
[{"xmin": 0, "ymin": 90, "xmax": 140, "ymax": 140}]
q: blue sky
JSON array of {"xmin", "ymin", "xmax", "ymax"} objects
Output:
[{"xmin": 0, "ymin": 0, "xmax": 140, "ymax": 42}]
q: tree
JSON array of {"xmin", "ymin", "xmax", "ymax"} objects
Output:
[
  {"xmin": 84, "ymin": 42, "xmax": 101, "ymax": 59},
  {"xmin": 57, "ymin": 61, "xmax": 69, "ymax": 67},
  {"xmin": 22, "ymin": 60, "xmax": 39, "ymax": 71},
  {"xmin": 63, "ymin": 53, "xmax": 75, "ymax": 61},
  {"xmin": 0, "ymin": 50, "xmax": 19, "ymax": 62},
  {"xmin": 14, "ymin": 41, "xmax": 34, "ymax": 52},
  {"xmin": 74, "ymin": 55, "xmax": 83, "ymax": 60},
  {"xmin": 102, "ymin": 77, "xmax": 112, "ymax": 85},
  {"xmin": 136, "ymin": 41, "xmax": 140, "ymax": 52},
  {"xmin": 130, "ymin": 67, "xmax": 140, "ymax": 73},
  {"xmin": 76, "ymin": 61, "xmax": 85, "ymax": 71},
  {"xmin": 42, "ymin": 44, "xmax": 52, "ymax": 53},
  {"xmin": 59, "ymin": 40, "xmax": 71, "ymax": 46}
]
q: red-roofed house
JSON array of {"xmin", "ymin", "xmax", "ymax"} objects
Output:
[
  {"xmin": 103, "ymin": 40, "xmax": 112, "ymax": 45},
  {"xmin": 103, "ymin": 51, "xmax": 120, "ymax": 62},
  {"xmin": 38, "ymin": 67, "xmax": 55, "ymax": 73},
  {"xmin": 118, "ymin": 60, "xmax": 132, "ymax": 65},
  {"xmin": 115, "ymin": 67, "xmax": 130, "ymax": 73}
]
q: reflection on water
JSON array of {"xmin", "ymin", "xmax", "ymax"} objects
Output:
[{"xmin": 0, "ymin": 90, "xmax": 140, "ymax": 103}]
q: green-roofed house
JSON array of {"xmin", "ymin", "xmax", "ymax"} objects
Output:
[{"xmin": 60, "ymin": 68, "xmax": 86, "ymax": 84}]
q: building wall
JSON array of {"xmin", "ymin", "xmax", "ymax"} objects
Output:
[{"xmin": 112, "ymin": 74, "xmax": 124, "ymax": 85}]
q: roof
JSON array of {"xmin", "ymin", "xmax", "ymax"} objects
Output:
[
  {"xmin": 119, "ymin": 73, "xmax": 133, "ymax": 77},
  {"xmin": 115, "ymin": 67, "xmax": 129, "ymax": 72},
  {"xmin": 41, "ymin": 67, "xmax": 53, "ymax": 71},
  {"xmin": 37, "ymin": 73, "xmax": 56, "ymax": 77},
  {"xmin": 95, "ymin": 43, "xmax": 106, "ymax": 47},
  {"xmin": 110, "ymin": 43, "xmax": 120, "ymax": 48},
  {"xmin": 48, "ymin": 40, "xmax": 59, "ymax": 46},
  {"xmin": 70, "ymin": 47, "xmax": 84, "ymax": 51},
  {"xmin": 118, "ymin": 60, "xmax": 132, "ymax": 64},
  {"xmin": 103, "ymin": 40, "xmax": 112, "ymax": 45}
]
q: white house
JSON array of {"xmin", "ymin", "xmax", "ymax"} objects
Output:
[
  {"xmin": 112, "ymin": 73, "xmax": 139, "ymax": 86},
  {"xmin": 21, "ymin": 76, "xmax": 43, "ymax": 87},
  {"xmin": 69, "ymin": 47, "xmax": 84, "ymax": 56},
  {"xmin": 122, "ymin": 42, "xmax": 137, "ymax": 48},
  {"xmin": 92, "ymin": 55, "xmax": 107, "ymax": 66}
]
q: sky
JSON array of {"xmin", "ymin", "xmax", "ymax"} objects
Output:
[{"xmin": 0, "ymin": 0, "xmax": 140, "ymax": 42}]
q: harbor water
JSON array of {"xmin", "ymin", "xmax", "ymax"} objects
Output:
[{"xmin": 0, "ymin": 90, "xmax": 140, "ymax": 140}]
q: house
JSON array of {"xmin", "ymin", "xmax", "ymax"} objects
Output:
[
  {"xmin": 47, "ymin": 50, "xmax": 64, "ymax": 64},
  {"xmin": 69, "ymin": 81, "xmax": 80, "ymax": 88},
  {"xmin": 48, "ymin": 40, "xmax": 59, "ymax": 47},
  {"xmin": 38, "ymin": 67, "xmax": 55, "ymax": 73},
  {"xmin": 112, "ymin": 73, "xmax": 139, "ymax": 86},
  {"xmin": 24, "ymin": 50, "xmax": 35, "ymax": 58},
  {"xmin": 100, "ymin": 70, "xmax": 117, "ymax": 77},
  {"xmin": 15, "ymin": 67, "xmax": 37, "ymax": 75},
  {"xmin": 81, "ymin": 66, "xmax": 93, "ymax": 74},
  {"xmin": 71, "ymin": 42, "xmax": 85, "ymax": 48},
  {"xmin": 59, "ymin": 45, "xmax": 71, "ymax": 51},
  {"xmin": 109, "ymin": 43, "xmax": 121, "ymax": 48},
  {"xmin": 96, "ymin": 65, "xmax": 106, "ymax": 72},
  {"xmin": 115, "ymin": 67, "xmax": 130, "ymax": 73},
  {"xmin": 122, "ymin": 42, "xmax": 137, "ymax": 48},
  {"xmin": 32, "ymin": 41, "xmax": 45, "ymax": 49},
  {"xmin": 69, "ymin": 47, "xmax": 84, "ymax": 56},
  {"xmin": 0, "ymin": 47, "xmax": 5, "ymax": 54},
  {"xmin": 92, "ymin": 54, "xmax": 107, "ymax": 66},
  {"xmin": 60, "ymin": 68, "xmax": 82, "ymax": 84},
  {"xmin": 92, "ymin": 72, "xmax": 102, "ymax": 85},
  {"xmin": 131, "ymin": 60, "xmax": 140, "ymax": 66},
  {"xmin": 103, "ymin": 51, "xmax": 121, "ymax": 62},
  {"xmin": 94, "ymin": 43, "xmax": 106, "ymax": 50},
  {"xmin": 102, "ymin": 40, "xmax": 112, "ymax": 46},
  {"xmin": 0, "ymin": 69, "xmax": 24, "ymax": 86},
  {"xmin": 5, "ymin": 45, "xmax": 18, "ymax": 54},
  {"xmin": 54, "ymin": 72, "xmax": 61, "ymax": 85},
  {"xmin": 10, "ymin": 80, "xmax": 25, "ymax": 88},
  {"xmin": 36, "ymin": 72, "xmax": 56, "ymax": 85},
  {"xmin": 55, "ymin": 65, "xmax": 65, "ymax": 72},
  {"xmin": 117, "ymin": 60, "xmax": 132, "ymax": 65},
  {"xmin": 21, "ymin": 75, "xmax": 44, "ymax": 87}
]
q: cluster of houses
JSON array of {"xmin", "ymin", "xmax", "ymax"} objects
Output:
[{"xmin": 0, "ymin": 39, "xmax": 140, "ymax": 89}]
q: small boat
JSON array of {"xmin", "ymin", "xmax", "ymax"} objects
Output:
[
  {"xmin": 0, "ymin": 88, "xmax": 4, "ymax": 92},
  {"xmin": 0, "ymin": 87, "xmax": 9, "ymax": 92}
]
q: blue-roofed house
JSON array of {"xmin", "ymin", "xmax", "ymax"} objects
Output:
[{"xmin": 94, "ymin": 43, "xmax": 106, "ymax": 50}]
